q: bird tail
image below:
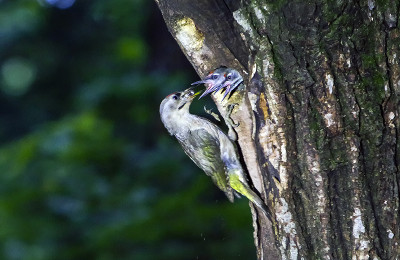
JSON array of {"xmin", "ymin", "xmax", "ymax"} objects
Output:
[{"xmin": 228, "ymin": 174, "xmax": 272, "ymax": 220}]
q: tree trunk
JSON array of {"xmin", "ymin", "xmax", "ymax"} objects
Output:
[{"xmin": 155, "ymin": 0, "xmax": 400, "ymax": 259}]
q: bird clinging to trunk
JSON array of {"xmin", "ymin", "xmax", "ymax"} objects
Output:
[{"xmin": 159, "ymin": 87, "xmax": 270, "ymax": 219}]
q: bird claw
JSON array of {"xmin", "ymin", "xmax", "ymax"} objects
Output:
[
  {"xmin": 226, "ymin": 104, "xmax": 239, "ymax": 127},
  {"xmin": 224, "ymin": 103, "xmax": 239, "ymax": 141}
]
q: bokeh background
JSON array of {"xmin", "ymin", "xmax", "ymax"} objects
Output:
[{"xmin": 0, "ymin": 0, "xmax": 255, "ymax": 259}]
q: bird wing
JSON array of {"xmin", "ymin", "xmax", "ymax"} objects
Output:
[{"xmin": 177, "ymin": 127, "xmax": 234, "ymax": 202}]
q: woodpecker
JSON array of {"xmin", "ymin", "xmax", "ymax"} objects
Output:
[
  {"xmin": 160, "ymin": 88, "xmax": 271, "ymax": 218},
  {"xmin": 191, "ymin": 67, "xmax": 243, "ymax": 101},
  {"xmin": 220, "ymin": 69, "xmax": 243, "ymax": 101},
  {"xmin": 191, "ymin": 67, "xmax": 228, "ymax": 99}
]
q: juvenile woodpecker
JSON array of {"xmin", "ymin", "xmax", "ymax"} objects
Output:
[
  {"xmin": 191, "ymin": 67, "xmax": 228, "ymax": 99},
  {"xmin": 160, "ymin": 88, "xmax": 270, "ymax": 218},
  {"xmin": 191, "ymin": 67, "xmax": 243, "ymax": 101},
  {"xmin": 220, "ymin": 69, "xmax": 243, "ymax": 101}
]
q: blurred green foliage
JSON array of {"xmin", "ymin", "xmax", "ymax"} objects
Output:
[{"xmin": 0, "ymin": 0, "xmax": 255, "ymax": 259}]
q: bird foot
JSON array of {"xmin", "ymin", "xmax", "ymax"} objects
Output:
[{"xmin": 224, "ymin": 103, "xmax": 239, "ymax": 141}]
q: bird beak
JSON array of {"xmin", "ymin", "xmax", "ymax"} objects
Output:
[
  {"xmin": 220, "ymin": 77, "xmax": 243, "ymax": 101},
  {"xmin": 188, "ymin": 90, "xmax": 201, "ymax": 99},
  {"xmin": 191, "ymin": 73, "xmax": 215, "ymax": 86},
  {"xmin": 198, "ymin": 88, "xmax": 215, "ymax": 99},
  {"xmin": 181, "ymin": 88, "xmax": 200, "ymax": 101},
  {"xmin": 191, "ymin": 80, "xmax": 206, "ymax": 86},
  {"xmin": 198, "ymin": 82, "xmax": 226, "ymax": 99}
]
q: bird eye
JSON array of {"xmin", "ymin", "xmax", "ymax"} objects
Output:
[
  {"xmin": 227, "ymin": 75, "xmax": 232, "ymax": 80},
  {"xmin": 212, "ymin": 75, "xmax": 218, "ymax": 80},
  {"xmin": 167, "ymin": 92, "xmax": 180, "ymax": 99}
]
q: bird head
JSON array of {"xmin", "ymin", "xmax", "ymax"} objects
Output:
[
  {"xmin": 222, "ymin": 69, "xmax": 243, "ymax": 89},
  {"xmin": 191, "ymin": 67, "xmax": 228, "ymax": 99},
  {"xmin": 220, "ymin": 69, "xmax": 243, "ymax": 101},
  {"xmin": 160, "ymin": 88, "xmax": 200, "ymax": 117},
  {"xmin": 160, "ymin": 88, "xmax": 201, "ymax": 135}
]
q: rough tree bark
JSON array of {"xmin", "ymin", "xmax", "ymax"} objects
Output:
[{"xmin": 155, "ymin": 0, "xmax": 400, "ymax": 259}]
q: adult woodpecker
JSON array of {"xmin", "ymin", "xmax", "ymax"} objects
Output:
[
  {"xmin": 160, "ymin": 88, "xmax": 270, "ymax": 218},
  {"xmin": 191, "ymin": 67, "xmax": 228, "ymax": 99}
]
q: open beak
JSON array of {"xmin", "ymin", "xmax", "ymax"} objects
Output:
[
  {"xmin": 191, "ymin": 74, "xmax": 214, "ymax": 86},
  {"xmin": 198, "ymin": 84, "xmax": 222, "ymax": 99},
  {"xmin": 220, "ymin": 77, "xmax": 244, "ymax": 101},
  {"xmin": 191, "ymin": 80, "xmax": 206, "ymax": 86},
  {"xmin": 198, "ymin": 89, "xmax": 212, "ymax": 99}
]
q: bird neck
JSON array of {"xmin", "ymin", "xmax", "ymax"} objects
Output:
[{"xmin": 163, "ymin": 109, "xmax": 196, "ymax": 136}]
